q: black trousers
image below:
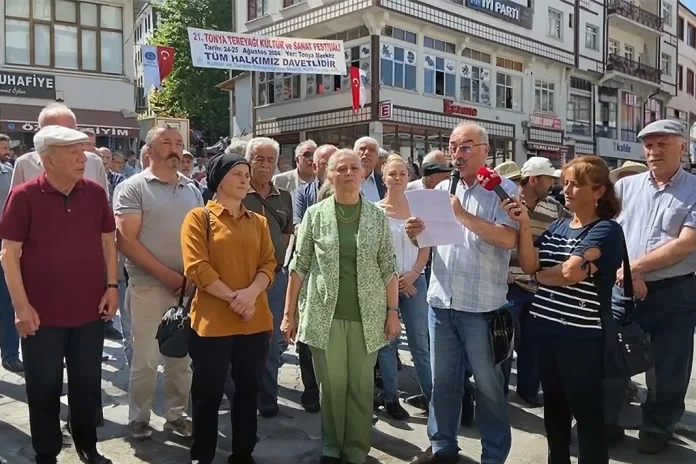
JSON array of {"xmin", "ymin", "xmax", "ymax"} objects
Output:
[
  {"xmin": 189, "ymin": 329, "xmax": 270, "ymax": 464},
  {"xmin": 23, "ymin": 320, "xmax": 105, "ymax": 461},
  {"xmin": 537, "ymin": 334, "xmax": 608, "ymax": 464},
  {"xmin": 297, "ymin": 341, "xmax": 318, "ymax": 404}
]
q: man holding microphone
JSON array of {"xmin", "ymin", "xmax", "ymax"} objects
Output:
[{"xmin": 406, "ymin": 122, "xmax": 517, "ymax": 464}]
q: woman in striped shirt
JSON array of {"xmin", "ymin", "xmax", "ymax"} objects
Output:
[{"xmin": 502, "ymin": 156, "xmax": 624, "ymax": 464}]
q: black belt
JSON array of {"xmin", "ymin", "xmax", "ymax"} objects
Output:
[{"xmin": 645, "ymin": 274, "xmax": 694, "ymax": 292}]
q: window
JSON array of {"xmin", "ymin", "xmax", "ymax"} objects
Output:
[
  {"xmin": 257, "ymin": 72, "xmax": 301, "ymax": 105},
  {"xmin": 247, "ymin": 0, "xmax": 268, "ymax": 21},
  {"xmin": 423, "ymin": 36, "xmax": 456, "ymax": 54},
  {"xmin": 608, "ymin": 39, "xmax": 620, "ymax": 56},
  {"xmin": 569, "ymin": 13, "xmax": 574, "ymax": 29},
  {"xmin": 534, "ymin": 79, "xmax": 555, "ymax": 113},
  {"xmin": 567, "ymin": 94, "xmax": 592, "ymax": 136},
  {"xmin": 460, "ymin": 64, "xmax": 491, "ymax": 105},
  {"xmin": 688, "ymin": 69, "xmax": 694, "ymax": 95},
  {"xmin": 620, "ymin": 92, "xmax": 642, "ymax": 142},
  {"xmin": 384, "ymin": 26, "xmax": 417, "ymax": 44},
  {"xmin": 283, "ymin": 0, "xmax": 303, "ymax": 7},
  {"xmin": 4, "ymin": 0, "xmax": 124, "ymax": 74},
  {"xmin": 307, "ymin": 43, "xmax": 370, "ymax": 97},
  {"xmin": 380, "ymin": 44, "xmax": 417, "ymax": 91},
  {"xmin": 423, "ymin": 55, "xmax": 456, "ymax": 97},
  {"xmin": 570, "ymin": 77, "xmax": 592, "ymax": 92},
  {"xmin": 688, "ymin": 23, "xmax": 696, "ymax": 47},
  {"xmin": 624, "ymin": 44, "xmax": 634, "ymax": 61},
  {"xmin": 548, "ymin": 8, "xmax": 562, "ymax": 40},
  {"xmin": 661, "ymin": 53, "xmax": 671, "ymax": 75},
  {"xmin": 496, "ymin": 72, "xmax": 523, "ymax": 111},
  {"xmin": 585, "ymin": 24, "xmax": 598, "ymax": 50},
  {"xmin": 678, "ymin": 64, "xmax": 683, "ymax": 90},
  {"xmin": 596, "ymin": 101, "xmax": 618, "ymax": 138},
  {"xmin": 678, "ymin": 16, "xmax": 684, "ymax": 40},
  {"xmin": 462, "ymin": 47, "xmax": 491, "ymax": 64},
  {"xmin": 662, "ymin": 3, "xmax": 672, "ymax": 27},
  {"xmin": 496, "ymin": 57, "xmax": 524, "ymax": 72},
  {"xmin": 644, "ymin": 99, "xmax": 662, "ymax": 124}
]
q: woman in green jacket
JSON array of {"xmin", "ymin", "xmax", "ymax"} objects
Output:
[{"xmin": 281, "ymin": 148, "xmax": 400, "ymax": 464}]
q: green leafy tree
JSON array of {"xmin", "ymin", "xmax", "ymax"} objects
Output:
[{"xmin": 148, "ymin": 0, "xmax": 232, "ymax": 140}]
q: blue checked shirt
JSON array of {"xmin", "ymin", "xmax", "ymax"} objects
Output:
[{"xmin": 427, "ymin": 177, "xmax": 519, "ymax": 313}]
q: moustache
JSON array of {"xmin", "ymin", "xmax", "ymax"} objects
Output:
[
  {"xmin": 166, "ymin": 153, "xmax": 180, "ymax": 160},
  {"xmin": 453, "ymin": 158, "xmax": 465, "ymax": 167}
]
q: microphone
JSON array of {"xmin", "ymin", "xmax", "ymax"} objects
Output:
[
  {"xmin": 476, "ymin": 165, "xmax": 514, "ymax": 204},
  {"xmin": 449, "ymin": 169, "xmax": 461, "ymax": 195}
]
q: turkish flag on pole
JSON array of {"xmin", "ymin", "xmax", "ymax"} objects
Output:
[
  {"xmin": 157, "ymin": 46, "xmax": 175, "ymax": 81},
  {"xmin": 350, "ymin": 66, "xmax": 367, "ymax": 112}
]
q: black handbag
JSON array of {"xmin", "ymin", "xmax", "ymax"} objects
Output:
[
  {"xmin": 591, "ymin": 231, "xmax": 654, "ymax": 379},
  {"xmin": 485, "ymin": 304, "xmax": 515, "ymax": 366},
  {"xmin": 155, "ymin": 208, "xmax": 211, "ymax": 358}
]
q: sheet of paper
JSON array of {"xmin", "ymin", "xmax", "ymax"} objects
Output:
[{"xmin": 405, "ymin": 189, "xmax": 466, "ymax": 248}]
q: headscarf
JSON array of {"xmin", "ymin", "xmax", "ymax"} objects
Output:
[{"xmin": 206, "ymin": 153, "xmax": 250, "ymax": 193}]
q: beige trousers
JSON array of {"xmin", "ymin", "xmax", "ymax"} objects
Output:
[{"xmin": 128, "ymin": 284, "xmax": 192, "ymax": 423}]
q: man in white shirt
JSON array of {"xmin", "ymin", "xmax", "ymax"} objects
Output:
[
  {"xmin": 354, "ymin": 137, "xmax": 386, "ymax": 201},
  {"xmin": 407, "ymin": 150, "xmax": 451, "ymax": 191}
]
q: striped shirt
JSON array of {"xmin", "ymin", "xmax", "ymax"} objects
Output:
[
  {"xmin": 529, "ymin": 219, "xmax": 624, "ymax": 339},
  {"xmin": 510, "ymin": 196, "xmax": 570, "ymax": 292}
]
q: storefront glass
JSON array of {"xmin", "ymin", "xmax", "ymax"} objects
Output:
[{"xmin": 306, "ymin": 124, "xmax": 369, "ymax": 149}]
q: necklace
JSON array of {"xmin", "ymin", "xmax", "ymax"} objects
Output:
[{"xmin": 336, "ymin": 201, "xmax": 361, "ymax": 224}]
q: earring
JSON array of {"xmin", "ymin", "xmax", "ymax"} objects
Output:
[{"xmin": 595, "ymin": 199, "xmax": 599, "ymax": 208}]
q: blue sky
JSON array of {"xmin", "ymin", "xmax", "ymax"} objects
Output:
[{"xmin": 685, "ymin": 0, "xmax": 696, "ymax": 13}]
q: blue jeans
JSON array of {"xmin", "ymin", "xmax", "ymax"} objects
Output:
[
  {"xmin": 377, "ymin": 275, "xmax": 432, "ymax": 402},
  {"xmin": 428, "ymin": 307, "xmax": 511, "ymax": 464},
  {"xmin": 117, "ymin": 279, "xmax": 133, "ymax": 365},
  {"xmin": 0, "ymin": 262, "xmax": 20, "ymax": 362},
  {"xmin": 258, "ymin": 269, "xmax": 288, "ymax": 413},
  {"xmin": 501, "ymin": 285, "xmax": 540, "ymax": 400}
]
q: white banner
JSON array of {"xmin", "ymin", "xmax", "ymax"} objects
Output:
[{"xmin": 187, "ymin": 27, "xmax": 346, "ymax": 75}]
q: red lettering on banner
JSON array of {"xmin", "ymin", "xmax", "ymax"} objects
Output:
[{"xmin": 443, "ymin": 100, "xmax": 478, "ymax": 117}]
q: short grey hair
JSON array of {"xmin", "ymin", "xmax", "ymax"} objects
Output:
[
  {"xmin": 353, "ymin": 136, "xmax": 379, "ymax": 151},
  {"xmin": 313, "ymin": 144, "xmax": 337, "ymax": 165},
  {"xmin": 423, "ymin": 150, "xmax": 447, "ymax": 164},
  {"xmin": 295, "ymin": 140, "xmax": 317, "ymax": 159},
  {"xmin": 144, "ymin": 123, "xmax": 177, "ymax": 147},
  {"xmin": 327, "ymin": 148, "xmax": 362, "ymax": 173},
  {"xmin": 38, "ymin": 103, "xmax": 76, "ymax": 128},
  {"xmin": 225, "ymin": 139, "xmax": 248, "ymax": 156},
  {"xmin": 112, "ymin": 151, "xmax": 125, "ymax": 159},
  {"xmin": 378, "ymin": 148, "xmax": 389, "ymax": 160},
  {"xmin": 97, "ymin": 147, "xmax": 112, "ymax": 157},
  {"xmin": 245, "ymin": 137, "xmax": 280, "ymax": 162},
  {"xmin": 453, "ymin": 121, "xmax": 489, "ymax": 145}
]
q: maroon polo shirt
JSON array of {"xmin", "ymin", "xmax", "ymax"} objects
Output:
[{"xmin": 0, "ymin": 173, "xmax": 116, "ymax": 327}]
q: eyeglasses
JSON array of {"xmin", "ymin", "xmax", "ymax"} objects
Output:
[
  {"xmin": 300, "ymin": 151, "xmax": 314, "ymax": 159},
  {"xmin": 449, "ymin": 143, "xmax": 487, "ymax": 154}
]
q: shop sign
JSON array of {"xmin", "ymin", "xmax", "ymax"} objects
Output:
[
  {"xmin": 596, "ymin": 137, "xmax": 644, "ymax": 161},
  {"xmin": 443, "ymin": 100, "xmax": 478, "ymax": 118},
  {"xmin": 527, "ymin": 142, "xmax": 567, "ymax": 152},
  {"xmin": 0, "ymin": 71, "xmax": 56, "ymax": 99},
  {"xmin": 378, "ymin": 101, "xmax": 392, "ymax": 120},
  {"xmin": 466, "ymin": 0, "xmax": 534, "ymax": 30},
  {"xmin": 188, "ymin": 27, "xmax": 346, "ymax": 75},
  {"xmin": 529, "ymin": 114, "xmax": 562, "ymax": 130},
  {"xmin": 4, "ymin": 121, "xmax": 133, "ymax": 137}
]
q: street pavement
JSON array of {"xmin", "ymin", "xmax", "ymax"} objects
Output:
[{"xmin": 0, "ymin": 330, "xmax": 695, "ymax": 464}]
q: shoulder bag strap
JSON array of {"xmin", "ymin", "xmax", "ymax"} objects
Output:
[
  {"xmin": 256, "ymin": 193, "xmax": 286, "ymax": 229},
  {"xmin": 617, "ymin": 230, "xmax": 636, "ymax": 318},
  {"xmin": 182, "ymin": 207, "xmax": 212, "ymax": 316}
]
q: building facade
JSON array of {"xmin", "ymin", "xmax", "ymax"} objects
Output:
[
  {"xmin": 133, "ymin": 0, "xmax": 161, "ymax": 115},
  {"xmin": 669, "ymin": 1, "xmax": 696, "ymax": 164},
  {"xmin": 1, "ymin": 0, "xmax": 138, "ymax": 154}
]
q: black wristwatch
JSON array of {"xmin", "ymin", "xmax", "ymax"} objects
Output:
[{"xmin": 107, "ymin": 283, "xmax": 119, "ymax": 289}]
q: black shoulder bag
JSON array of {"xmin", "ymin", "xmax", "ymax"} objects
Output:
[
  {"xmin": 590, "ymin": 230, "xmax": 654, "ymax": 378},
  {"xmin": 156, "ymin": 208, "xmax": 211, "ymax": 358}
]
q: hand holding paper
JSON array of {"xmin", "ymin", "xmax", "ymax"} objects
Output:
[{"xmin": 405, "ymin": 189, "xmax": 465, "ymax": 248}]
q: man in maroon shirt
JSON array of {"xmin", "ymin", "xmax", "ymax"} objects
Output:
[{"xmin": 0, "ymin": 126, "xmax": 118, "ymax": 464}]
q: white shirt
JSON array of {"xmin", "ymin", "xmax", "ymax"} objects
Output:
[
  {"xmin": 387, "ymin": 217, "xmax": 420, "ymax": 272},
  {"xmin": 406, "ymin": 179, "xmax": 424, "ymax": 191},
  {"xmin": 360, "ymin": 170, "xmax": 381, "ymax": 202}
]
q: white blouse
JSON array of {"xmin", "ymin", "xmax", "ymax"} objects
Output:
[{"xmin": 387, "ymin": 216, "xmax": 420, "ymax": 273}]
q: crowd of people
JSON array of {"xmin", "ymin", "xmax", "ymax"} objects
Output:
[{"xmin": 0, "ymin": 102, "xmax": 694, "ymax": 464}]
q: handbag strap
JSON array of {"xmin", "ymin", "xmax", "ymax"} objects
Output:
[
  {"xmin": 182, "ymin": 207, "xmax": 212, "ymax": 317},
  {"xmin": 255, "ymin": 193, "xmax": 286, "ymax": 230}
]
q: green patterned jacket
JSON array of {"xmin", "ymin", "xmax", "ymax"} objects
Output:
[{"xmin": 289, "ymin": 195, "xmax": 398, "ymax": 353}]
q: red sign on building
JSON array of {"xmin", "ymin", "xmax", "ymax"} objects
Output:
[
  {"xmin": 443, "ymin": 100, "xmax": 478, "ymax": 117},
  {"xmin": 529, "ymin": 114, "xmax": 562, "ymax": 130},
  {"xmin": 378, "ymin": 101, "xmax": 392, "ymax": 120}
]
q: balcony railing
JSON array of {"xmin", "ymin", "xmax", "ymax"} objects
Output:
[
  {"xmin": 606, "ymin": 54, "xmax": 661, "ymax": 84},
  {"xmin": 607, "ymin": 0, "xmax": 663, "ymax": 31}
]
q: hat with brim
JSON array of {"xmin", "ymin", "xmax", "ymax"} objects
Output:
[
  {"xmin": 494, "ymin": 161, "xmax": 522, "ymax": 180},
  {"xmin": 610, "ymin": 161, "xmax": 648, "ymax": 183},
  {"xmin": 421, "ymin": 162, "xmax": 451, "ymax": 176},
  {"xmin": 182, "ymin": 150, "xmax": 194, "ymax": 159},
  {"xmin": 34, "ymin": 125, "xmax": 89, "ymax": 154}
]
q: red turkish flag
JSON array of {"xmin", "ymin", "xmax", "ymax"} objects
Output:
[
  {"xmin": 157, "ymin": 46, "xmax": 175, "ymax": 81},
  {"xmin": 350, "ymin": 66, "xmax": 361, "ymax": 112}
]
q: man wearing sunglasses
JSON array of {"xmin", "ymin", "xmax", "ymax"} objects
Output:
[{"xmin": 273, "ymin": 140, "xmax": 317, "ymax": 195}]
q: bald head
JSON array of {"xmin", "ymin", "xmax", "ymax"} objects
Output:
[
  {"xmin": 38, "ymin": 103, "xmax": 77, "ymax": 129},
  {"xmin": 423, "ymin": 150, "xmax": 447, "ymax": 166},
  {"xmin": 313, "ymin": 144, "xmax": 338, "ymax": 181},
  {"xmin": 96, "ymin": 147, "xmax": 112, "ymax": 170}
]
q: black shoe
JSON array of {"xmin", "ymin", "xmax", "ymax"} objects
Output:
[
  {"xmin": 302, "ymin": 400, "xmax": 320, "ymax": 413},
  {"xmin": 385, "ymin": 401, "xmax": 410, "ymax": 421},
  {"xmin": 301, "ymin": 390, "xmax": 320, "ymax": 413},
  {"xmin": 76, "ymin": 448, "xmax": 113, "ymax": 464},
  {"xmin": 319, "ymin": 456, "xmax": 341, "ymax": 464},
  {"xmin": 605, "ymin": 424, "xmax": 625, "ymax": 445},
  {"xmin": 104, "ymin": 325, "xmax": 122, "ymax": 340},
  {"xmin": 405, "ymin": 394, "xmax": 428, "ymax": 411},
  {"xmin": 258, "ymin": 404, "xmax": 279, "ymax": 418},
  {"xmin": 2, "ymin": 358, "xmax": 24, "ymax": 372},
  {"xmin": 517, "ymin": 392, "xmax": 543, "ymax": 408},
  {"xmin": 637, "ymin": 430, "xmax": 669, "ymax": 454},
  {"xmin": 227, "ymin": 454, "xmax": 256, "ymax": 464},
  {"xmin": 35, "ymin": 455, "xmax": 58, "ymax": 464}
]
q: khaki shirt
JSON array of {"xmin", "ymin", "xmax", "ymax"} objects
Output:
[{"xmin": 11, "ymin": 150, "xmax": 109, "ymax": 197}]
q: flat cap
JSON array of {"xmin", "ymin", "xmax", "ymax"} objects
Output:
[
  {"xmin": 638, "ymin": 119, "xmax": 686, "ymax": 140},
  {"xmin": 34, "ymin": 125, "xmax": 88, "ymax": 154}
]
